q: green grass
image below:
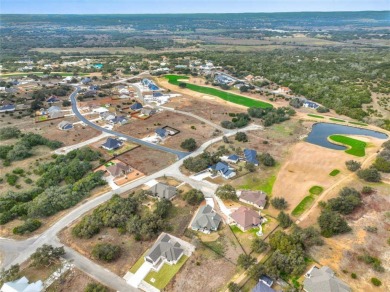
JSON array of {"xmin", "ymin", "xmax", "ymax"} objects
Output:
[
  {"xmin": 349, "ymin": 121, "xmax": 368, "ymax": 126},
  {"xmin": 330, "ymin": 118, "xmax": 345, "ymax": 122},
  {"xmin": 329, "ymin": 135, "xmax": 367, "ymax": 157},
  {"xmin": 329, "ymin": 169, "xmax": 340, "ymax": 176},
  {"xmin": 144, "ymin": 255, "xmax": 188, "ymax": 290},
  {"xmin": 309, "ymin": 185, "xmax": 323, "ymax": 195},
  {"xmin": 307, "ymin": 114, "xmax": 324, "ymax": 119},
  {"xmin": 165, "ymin": 75, "xmax": 273, "ymax": 108},
  {"xmin": 238, "ymin": 174, "xmax": 276, "ymax": 194},
  {"xmin": 291, "ymin": 195, "xmax": 315, "ymax": 216},
  {"xmin": 129, "ymin": 255, "xmax": 146, "ymax": 274},
  {"xmin": 230, "ymin": 225, "xmax": 258, "ymax": 235}
]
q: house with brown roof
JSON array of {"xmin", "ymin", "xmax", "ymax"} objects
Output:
[
  {"xmin": 107, "ymin": 162, "xmax": 131, "ymax": 177},
  {"xmin": 230, "ymin": 206, "xmax": 264, "ymax": 231},
  {"xmin": 239, "ymin": 190, "xmax": 267, "ymax": 209}
]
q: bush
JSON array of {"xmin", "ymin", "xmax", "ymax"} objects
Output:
[
  {"xmin": 183, "ymin": 189, "xmax": 204, "ymax": 205},
  {"xmin": 357, "ymin": 168, "xmax": 381, "ymax": 182},
  {"xmin": 251, "ymin": 238, "xmax": 269, "ymax": 253},
  {"xmin": 92, "ymin": 243, "xmax": 121, "ymax": 262},
  {"xmin": 84, "ymin": 283, "xmax": 108, "ymax": 292},
  {"xmin": 371, "ymin": 278, "xmax": 382, "ymax": 286},
  {"xmin": 0, "ymin": 127, "xmax": 21, "ymax": 140},
  {"xmin": 62, "ymin": 100, "xmax": 71, "ymax": 107},
  {"xmin": 316, "ymin": 106, "xmax": 329, "ymax": 113},
  {"xmin": 215, "ymin": 184, "xmax": 237, "ymax": 200},
  {"xmin": 235, "ymin": 132, "xmax": 248, "ymax": 142},
  {"xmin": 345, "ymin": 160, "xmax": 361, "ymax": 172},
  {"xmin": 289, "ymin": 98, "xmax": 303, "ymax": 108},
  {"xmin": 13, "ymin": 219, "xmax": 42, "ymax": 235},
  {"xmin": 271, "ymin": 197, "xmax": 288, "ymax": 210},
  {"xmin": 180, "ymin": 138, "xmax": 197, "ymax": 151},
  {"xmin": 259, "ymin": 153, "xmax": 275, "ymax": 167},
  {"xmin": 351, "ymin": 273, "xmax": 357, "ymax": 279},
  {"xmin": 245, "ymin": 163, "xmax": 256, "ymax": 172},
  {"xmin": 277, "ymin": 211, "xmax": 293, "ymax": 228},
  {"xmin": 12, "ymin": 168, "xmax": 24, "ymax": 175},
  {"xmin": 6, "ymin": 174, "xmax": 18, "ymax": 186}
]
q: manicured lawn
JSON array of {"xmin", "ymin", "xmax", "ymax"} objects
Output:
[
  {"xmin": 309, "ymin": 185, "xmax": 323, "ymax": 195},
  {"xmin": 165, "ymin": 75, "xmax": 273, "ymax": 108},
  {"xmin": 238, "ymin": 174, "xmax": 276, "ymax": 194},
  {"xmin": 329, "ymin": 169, "xmax": 340, "ymax": 176},
  {"xmin": 307, "ymin": 114, "xmax": 324, "ymax": 119},
  {"xmin": 129, "ymin": 255, "xmax": 146, "ymax": 274},
  {"xmin": 329, "ymin": 134, "xmax": 367, "ymax": 157},
  {"xmin": 144, "ymin": 255, "xmax": 188, "ymax": 290},
  {"xmin": 349, "ymin": 121, "xmax": 368, "ymax": 126},
  {"xmin": 329, "ymin": 118, "xmax": 345, "ymax": 122},
  {"xmin": 291, "ymin": 195, "xmax": 315, "ymax": 217}
]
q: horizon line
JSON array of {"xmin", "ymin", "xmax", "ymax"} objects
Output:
[{"xmin": 1, "ymin": 10, "xmax": 389, "ymax": 15}]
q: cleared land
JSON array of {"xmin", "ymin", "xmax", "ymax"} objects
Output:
[
  {"xmin": 329, "ymin": 135, "xmax": 367, "ymax": 157},
  {"xmin": 165, "ymin": 75, "xmax": 273, "ymax": 108}
]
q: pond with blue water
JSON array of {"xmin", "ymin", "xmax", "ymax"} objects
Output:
[{"xmin": 306, "ymin": 123, "xmax": 388, "ymax": 150}]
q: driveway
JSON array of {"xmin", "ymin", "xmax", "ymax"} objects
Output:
[{"xmin": 126, "ymin": 261, "xmax": 153, "ymax": 288}]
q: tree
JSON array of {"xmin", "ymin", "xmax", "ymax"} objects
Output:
[
  {"xmin": 92, "ymin": 243, "xmax": 121, "ymax": 262},
  {"xmin": 215, "ymin": 184, "xmax": 237, "ymax": 200},
  {"xmin": 291, "ymin": 226, "xmax": 324, "ymax": 248},
  {"xmin": 345, "ymin": 160, "xmax": 361, "ymax": 172},
  {"xmin": 84, "ymin": 283, "xmax": 108, "ymax": 292},
  {"xmin": 0, "ymin": 127, "xmax": 21, "ymax": 140},
  {"xmin": 251, "ymin": 238, "xmax": 269, "ymax": 253},
  {"xmin": 245, "ymin": 163, "xmax": 256, "ymax": 172},
  {"xmin": 228, "ymin": 282, "xmax": 240, "ymax": 292},
  {"xmin": 357, "ymin": 168, "xmax": 381, "ymax": 182},
  {"xmin": 289, "ymin": 98, "xmax": 303, "ymax": 108},
  {"xmin": 221, "ymin": 120, "xmax": 236, "ymax": 129},
  {"xmin": 327, "ymin": 187, "xmax": 362, "ymax": 215},
  {"xmin": 62, "ymin": 100, "xmax": 71, "ymax": 107},
  {"xmin": 235, "ymin": 132, "xmax": 248, "ymax": 142},
  {"xmin": 316, "ymin": 106, "xmax": 329, "ymax": 113},
  {"xmin": 248, "ymin": 263, "xmax": 266, "ymax": 280},
  {"xmin": 371, "ymin": 278, "xmax": 382, "ymax": 287},
  {"xmin": 317, "ymin": 209, "xmax": 351, "ymax": 237},
  {"xmin": 277, "ymin": 211, "xmax": 293, "ymax": 228},
  {"xmin": 30, "ymin": 244, "xmax": 65, "ymax": 267},
  {"xmin": 181, "ymin": 138, "xmax": 197, "ymax": 151},
  {"xmin": 259, "ymin": 153, "xmax": 275, "ymax": 167},
  {"xmin": 0, "ymin": 265, "xmax": 20, "ymax": 287},
  {"xmin": 154, "ymin": 199, "xmax": 172, "ymax": 219},
  {"xmin": 271, "ymin": 197, "xmax": 288, "ymax": 210},
  {"xmin": 239, "ymin": 85, "xmax": 249, "ymax": 92},
  {"xmin": 237, "ymin": 254, "xmax": 256, "ymax": 269},
  {"xmin": 183, "ymin": 189, "xmax": 204, "ymax": 205}
]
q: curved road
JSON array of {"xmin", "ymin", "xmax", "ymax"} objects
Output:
[{"xmin": 70, "ymin": 87, "xmax": 189, "ymax": 159}]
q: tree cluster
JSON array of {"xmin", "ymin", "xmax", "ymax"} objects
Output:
[
  {"xmin": 373, "ymin": 141, "xmax": 390, "ymax": 173},
  {"xmin": 345, "ymin": 160, "xmax": 361, "ymax": 172},
  {"xmin": 183, "ymin": 151, "xmax": 220, "ymax": 173},
  {"xmin": 247, "ymin": 106, "xmax": 295, "ymax": 127},
  {"xmin": 180, "ymin": 138, "xmax": 197, "ymax": 151},
  {"xmin": 92, "ymin": 243, "xmax": 121, "ymax": 262},
  {"xmin": 271, "ymin": 197, "xmax": 288, "ymax": 210},
  {"xmin": 183, "ymin": 189, "xmax": 204, "ymax": 205},
  {"xmin": 0, "ymin": 127, "xmax": 21, "ymax": 140},
  {"xmin": 215, "ymin": 184, "xmax": 237, "ymax": 200},
  {"xmin": 357, "ymin": 168, "xmax": 381, "ymax": 182},
  {"xmin": 30, "ymin": 244, "xmax": 65, "ymax": 267},
  {"xmin": 221, "ymin": 113, "xmax": 251, "ymax": 129}
]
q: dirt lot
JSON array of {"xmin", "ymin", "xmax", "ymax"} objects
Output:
[
  {"xmin": 117, "ymin": 110, "xmax": 216, "ymax": 150},
  {"xmin": 46, "ymin": 268, "xmax": 113, "ymax": 292},
  {"xmin": 116, "ymin": 145, "xmax": 176, "ymax": 175},
  {"xmin": 308, "ymin": 179, "xmax": 390, "ymax": 292},
  {"xmin": 168, "ymin": 223, "xmax": 242, "ymax": 292}
]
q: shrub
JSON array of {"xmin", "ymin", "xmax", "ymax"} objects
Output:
[
  {"xmin": 277, "ymin": 211, "xmax": 293, "ymax": 228},
  {"xmin": 0, "ymin": 127, "xmax": 21, "ymax": 140},
  {"xmin": 245, "ymin": 163, "xmax": 256, "ymax": 172},
  {"xmin": 235, "ymin": 132, "xmax": 248, "ymax": 142},
  {"xmin": 345, "ymin": 160, "xmax": 361, "ymax": 172},
  {"xmin": 228, "ymin": 282, "xmax": 240, "ymax": 292},
  {"xmin": 351, "ymin": 273, "xmax": 357, "ymax": 279},
  {"xmin": 271, "ymin": 197, "xmax": 288, "ymax": 210},
  {"xmin": 180, "ymin": 138, "xmax": 197, "ymax": 151},
  {"xmin": 84, "ymin": 283, "xmax": 108, "ymax": 292},
  {"xmin": 183, "ymin": 189, "xmax": 204, "ymax": 205},
  {"xmin": 251, "ymin": 238, "xmax": 269, "ymax": 253},
  {"xmin": 92, "ymin": 243, "xmax": 121, "ymax": 262},
  {"xmin": 371, "ymin": 278, "xmax": 382, "ymax": 286},
  {"xmin": 361, "ymin": 186, "xmax": 374, "ymax": 194},
  {"xmin": 12, "ymin": 168, "xmax": 24, "ymax": 175},
  {"xmin": 13, "ymin": 219, "xmax": 42, "ymax": 235},
  {"xmin": 357, "ymin": 168, "xmax": 381, "ymax": 182},
  {"xmin": 316, "ymin": 106, "xmax": 330, "ymax": 113},
  {"xmin": 259, "ymin": 153, "xmax": 275, "ymax": 167},
  {"xmin": 215, "ymin": 184, "xmax": 237, "ymax": 200},
  {"xmin": 62, "ymin": 100, "xmax": 71, "ymax": 107},
  {"xmin": 6, "ymin": 174, "xmax": 18, "ymax": 186}
]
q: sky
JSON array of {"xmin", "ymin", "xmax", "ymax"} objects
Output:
[{"xmin": 0, "ymin": 0, "xmax": 389, "ymax": 14}]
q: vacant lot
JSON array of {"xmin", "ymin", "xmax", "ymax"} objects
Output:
[{"xmin": 116, "ymin": 146, "xmax": 176, "ymax": 175}]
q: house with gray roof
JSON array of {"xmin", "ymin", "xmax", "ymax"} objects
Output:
[
  {"xmin": 0, "ymin": 276, "xmax": 43, "ymax": 292},
  {"xmin": 47, "ymin": 106, "xmax": 64, "ymax": 119},
  {"xmin": 144, "ymin": 233, "xmax": 189, "ymax": 271},
  {"xmin": 239, "ymin": 190, "xmax": 267, "ymax": 209},
  {"xmin": 148, "ymin": 182, "xmax": 177, "ymax": 200},
  {"xmin": 57, "ymin": 121, "xmax": 73, "ymax": 131},
  {"xmin": 191, "ymin": 205, "xmax": 221, "ymax": 234},
  {"xmin": 303, "ymin": 266, "xmax": 351, "ymax": 292},
  {"xmin": 101, "ymin": 137, "xmax": 123, "ymax": 151}
]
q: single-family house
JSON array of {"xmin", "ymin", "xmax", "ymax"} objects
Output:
[
  {"xmin": 230, "ymin": 206, "xmax": 264, "ymax": 231},
  {"xmin": 259, "ymin": 275, "xmax": 274, "ymax": 287},
  {"xmin": 92, "ymin": 107, "xmax": 109, "ymax": 114},
  {"xmin": 47, "ymin": 106, "xmax": 64, "ymax": 119},
  {"xmin": 252, "ymin": 281, "xmax": 276, "ymax": 292},
  {"xmin": 155, "ymin": 128, "xmax": 168, "ymax": 139},
  {"xmin": 101, "ymin": 112, "xmax": 116, "ymax": 122},
  {"xmin": 101, "ymin": 138, "xmax": 123, "ymax": 151},
  {"xmin": 0, "ymin": 276, "xmax": 43, "ymax": 292},
  {"xmin": 244, "ymin": 149, "xmax": 259, "ymax": 166},
  {"xmin": 110, "ymin": 116, "xmax": 127, "ymax": 125},
  {"xmin": 142, "ymin": 78, "xmax": 160, "ymax": 91},
  {"xmin": 130, "ymin": 102, "xmax": 143, "ymax": 111},
  {"xmin": 107, "ymin": 162, "xmax": 131, "ymax": 177},
  {"xmin": 227, "ymin": 154, "xmax": 240, "ymax": 164},
  {"xmin": 303, "ymin": 101, "xmax": 319, "ymax": 109},
  {"xmin": 89, "ymin": 85, "xmax": 99, "ymax": 91},
  {"xmin": 239, "ymin": 190, "xmax": 267, "ymax": 209},
  {"xmin": 209, "ymin": 162, "xmax": 236, "ymax": 179},
  {"xmin": 46, "ymin": 95, "xmax": 59, "ymax": 103},
  {"xmin": 0, "ymin": 104, "xmax": 16, "ymax": 113},
  {"xmin": 141, "ymin": 106, "xmax": 156, "ymax": 116},
  {"xmin": 148, "ymin": 182, "xmax": 177, "ymax": 200},
  {"xmin": 191, "ymin": 205, "xmax": 221, "ymax": 233},
  {"xmin": 81, "ymin": 77, "xmax": 91, "ymax": 84},
  {"xmin": 63, "ymin": 76, "xmax": 73, "ymax": 82},
  {"xmin": 144, "ymin": 233, "xmax": 187, "ymax": 271},
  {"xmin": 57, "ymin": 121, "xmax": 73, "ymax": 131},
  {"xmin": 153, "ymin": 92, "xmax": 163, "ymax": 98},
  {"xmin": 303, "ymin": 266, "xmax": 351, "ymax": 292}
]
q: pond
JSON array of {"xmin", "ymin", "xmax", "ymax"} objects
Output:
[{"xmin": 306, "ymin": 123, "xmax": 388, "ymax": 150}]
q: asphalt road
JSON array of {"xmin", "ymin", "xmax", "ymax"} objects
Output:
[{"xmin": 70, "ymin": 87, "xmax": 189, "ymax": 159}]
